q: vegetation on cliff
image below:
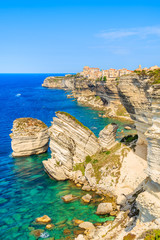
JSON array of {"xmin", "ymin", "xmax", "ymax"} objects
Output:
[
  {"xmin": 134, "ymin": 69, "xmax": 160, "ymax": 84},
  {"xmin": 73, "ymin": 143, "xmax": 130, "ymax": 183},
  {"xmin": 139, "ymin": 229, "xmax": 160, "ymax": 240},
  {"xmin": 46, "ymin": 76, "xmax": 64, "ymax": 83},
  {"xmin": 11, "ymin": 118, "xmax": 47, "ymax": 137},
  {"xmin": 56, "ymin": 111, "xmax": 95, "ymax": 134}
]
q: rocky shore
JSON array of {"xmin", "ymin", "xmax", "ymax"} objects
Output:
[
  {"xmin": 10, "ymin": 117, "xmax": 49, "ymax": 157},
  {"xmin": 42, "ymin": 71, "xmax": 160, "ymax": 239}
]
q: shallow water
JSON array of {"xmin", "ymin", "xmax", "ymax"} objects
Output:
[{"xmin": 0, "ymin": 74, "xmax": 134, "ymax": 239}]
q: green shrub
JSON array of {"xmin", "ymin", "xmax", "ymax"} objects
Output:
[
  {"xmin": 123, "ymin": 233, "xmax": 136, "ymax": 240},
  {"xmin": 85, "ymin": 155, "xmax": 92, "ymax": 163},
  {"xmin": 140, "ymin": 229, "xmax": 160, "ymax": 240},
  {"xmin": 93, "ymin": 159, "xmax": 98, "ymax": 164},
  {"xmin": 105, "ymin": 151, "xmax": 111, "ymax": 155}
]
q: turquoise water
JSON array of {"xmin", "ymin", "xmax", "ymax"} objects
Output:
[{"xmin": 0, "ymin": 74, "xmax": 133, "ymax": 239}]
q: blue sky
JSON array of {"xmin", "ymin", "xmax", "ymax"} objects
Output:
[{"xmin": 0, "ymin": 0, "xmax": 160, "ymax": 73}]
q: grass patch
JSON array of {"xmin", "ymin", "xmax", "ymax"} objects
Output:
[
  {"xmin": 73, "ymin": 163, "xmax": 85, "ymax": 176},
  {"xmin": 116, "ymin": 104, "xmax": 129, "ymax": 117},
  {"xmin": 95, "ymin": 95, "xmax": 101, "ymax": 100},
  {"xmin": 47, "ymin": 77, "xmax": 63, "ymax": 83},
  {"xmin": 85, "ymin": 155, "xmax": 92, "ymax": 163},
  {"xmin": 56, "ymin": 111, "xmax": 95, "ymax": 134},
  {"xmin": 13, "ymin": 118, "xmax": 47, "ymax": 134}
]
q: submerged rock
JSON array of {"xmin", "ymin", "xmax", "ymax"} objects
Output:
[
  {"xmin": 45, "ymin": 223, "xmax": 54, "ymax": 230},
  {"xmin": 62, "ymin": 194, "xmax": 77, "ymax": 203},
  {"xmin": 73, "ymin": 219, "xmax": 84, "ymax": 225},
  {"xmin": 30, "ymin": 229, "xmax": 44, "ymax": 237},
  {"xmin": 81, "ymin": 194, "xmax": 92, "ymax": 203},
  {"xmin": 10, "ymin": 118, "xmax": 49, "ymax": 157},
  {"xmin": 36, "ymin": 215, "xmax": 51, "ymax": 224}
]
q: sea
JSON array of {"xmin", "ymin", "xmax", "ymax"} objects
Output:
[{"xmin": 0, "ymin": 74, "xmax": 133, "ymax": 240}]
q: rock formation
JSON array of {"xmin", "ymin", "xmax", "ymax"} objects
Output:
[
  {"xmin": 10, "ymin": 118, "xmax": 49, "ymax": 157},
  {"xmin": 43, "ymin": 111, "xmax": 119, "ymax": 182},
  {"xmin": 99, "ymin": 123, "xmax": 118, "ymax": 150}
]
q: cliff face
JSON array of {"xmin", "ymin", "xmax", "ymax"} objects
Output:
[
  {"xmin": 42, "ymin": 76, "xmax": 131, "ymax": 120},
  {"xmin": 136, "ymin": 84, "xmax": 160, "ymax": 222},
  {"xmin": 117, "ymin": 74, "xmax": 160, "ymax": 222},
  {"xmin": 118, "ymin": 74, "xmax": 152, "ymax": 146},
  {"xmin": 10, "ymin": 118, "xmax": 49, "ymax": 157}
]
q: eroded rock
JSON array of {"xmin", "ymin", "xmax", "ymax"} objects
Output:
[{"xmin": 11, "ymin": 118, "xmax": 49, "ymax": 157}]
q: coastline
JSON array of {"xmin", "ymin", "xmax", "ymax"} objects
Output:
[{"xmin": 40, "ymin": 71, "xmax": 160, "ymax": 240}]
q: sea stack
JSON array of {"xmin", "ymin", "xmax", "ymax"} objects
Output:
[{"xmin": 10, "ymin": 118, "xmax": 49, "ymax": 157}]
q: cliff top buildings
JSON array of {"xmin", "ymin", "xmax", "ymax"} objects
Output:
[
  {"xmin": 80, "ymin": 66, "xmax": 133, "ymax": 80},
  {"xmin": 80, "ymin": 65, "xmax": 160, "ymax": 80}
]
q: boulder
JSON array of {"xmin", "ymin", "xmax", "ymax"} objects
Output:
[
  {"xmin": 75, "ymin": 234, "xmax": 86, "ymax": 240},
  {"xmin": 82, "ymin": 194, "xmax": 92, "ymax": 203},
  {"xmin": 125, "ymin": 126, "xmax": 132, "ymax": 130},
  {"xmin": 96, "ymin": 203, "xmax": 113, "ymax": 215},
  {"xmin": 62, "ymin": 194, "xmax": 77, "ymax": 203},
  {"xmin": 36, "ymin": 215, "xmax": 51, "ymax": 224},
  {"xmin": 82, "ymin": 185, "xmax": 91, "ymax": 191},
  {"xmin": 116, "ymin": 194, "xmax": 126, "ymax": 206},
  {"xmin": 79, "ymin": 221, "xmax": 95, "ymax": 230}
]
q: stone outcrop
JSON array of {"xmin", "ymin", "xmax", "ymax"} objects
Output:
[
  {"xmin": 10, "ymin": 118, "xmax": 49, "ymax": 157},
  {"xmin": 42, "ymin": 76, "xmax": 64, "ymax": 88},
  {"xmin": 99, "ymin": 123, "xmax": 118, "ymax": 150}
]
